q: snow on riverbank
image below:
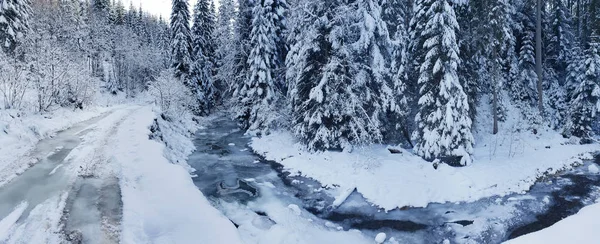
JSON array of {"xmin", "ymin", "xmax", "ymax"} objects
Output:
[
  {"xmin": 0, "ymin": 106, "xmax": 111, "ymax": 186},
  {"xmin": 251, "ymin": 131, "xmax": 598, "ymax": 210},
  {"xmin": 504, "ymin": 201, "xmax": 600, "ymax": 244},
  {"xmin": 116, "ymin": 107, "xmax": 243, "ymax": 244}
]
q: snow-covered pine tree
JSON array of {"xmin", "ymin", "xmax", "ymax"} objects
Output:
[
  {"xmin": 412, "ymin": 0, "xmax": 474, "ymax": 165},
  {"xmin": 286, "ymin": 0, "xmax": 327, "ymax": 113},
  {"xmin": 509, "ymin": 0, "xmax": 539, "ymax": 120},
  {"xmin": 191, "ymin": 0, "xmax": 215, "ymax": 65},
  {"xmin": 408, "ymin": 0, "xmax": 429, "ymax": 93},
  {"xmin": 565, "ymin": 46, "xmax": 585, "ymax": 101},
  {"xmin": 382, "ymin": 0, "xmax": 413, "ymax": 144},
  {"xmin": 290, "ymin": 0, "xmax": 393, "ymax": 151},
  {"xmin": 547, "ymin": 0, "xmax": 574, "ymax": 76},
  {"xmin": 271, "ymin": 0, "xmax": 288, "ymax": 94},
  {"xmin": 231, "ymin": 0, "xmax": 255, "ymax": 101},
  {"xmin": 93, "ymin": 0, "xmax": 110, "ymax": 13},
  {"xmin": 170, "ymin": 0, "xmax": 193, "ymax": 81},
  {"xmin": 238, "ymin": 0, "xmax": 284, "ymax": 133},
  {"xmin": 0, "ymin": 0, "xmax": 31, "ymax": 54},
  {"xmin": 191, "ymin": 0, "xmax": 216, "ymax": 114},
  {"xmin": 214, "ymin": 0, "xmax": 236, "ymax": 98},
  {"xmin": 486, "ymin": 0, "xmax": 515, "ymax": 133},
  {"xmin": 566, "ymin": 45, "xmax": 600, "ymax": 143}
]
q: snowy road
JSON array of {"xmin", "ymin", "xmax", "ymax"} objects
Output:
[{"xmin": 0, "ymin": 107, "xmax": 136, "ymax": 243}]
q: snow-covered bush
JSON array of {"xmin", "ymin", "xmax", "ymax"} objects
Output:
[
  {"xmin": 27, "ymin": 44, "xmax": 98, "ymax": 112},
  {"xmin": 0, "ymin": 54, "xmax": 29, "ymax": 110},
  {"xmin": 148, "ymin": 70, "xmax": 197, "ymax": 119}
]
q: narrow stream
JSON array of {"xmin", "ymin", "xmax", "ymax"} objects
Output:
[{"xmin": 188, "ymin": 116, "xmax": 600, "ymax": 244}]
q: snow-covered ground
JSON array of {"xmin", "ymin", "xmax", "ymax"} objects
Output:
[
  {"xmin": 0, "ymin": 107, "xmax": 112, "ymax": 187},
  {"xmin": 0, "ymin": 104, "xmax": 243, "ymax": 243},
  {"xmin": 504, "ymin": 201, "xmax": 600, "ymax": 244},
  {"xmin": 251, "ymin": 128, "xmax": 598, "ymax": 210},
  {"xmin": 114, "ymin": 107, "xmax": 243, "ymax": 244}
]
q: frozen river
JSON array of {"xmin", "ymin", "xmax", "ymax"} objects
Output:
[{"xmin": 188, "ymin": 116, "xmax": 600, "ymax": 244}]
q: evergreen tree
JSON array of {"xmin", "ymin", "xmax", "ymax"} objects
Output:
[
  {"xmin": 0, "ymin": 0, "xmax": 31, "ymax": 54},
  {"xmin": 566, "ymin": 46, "xmax": 585, "ymax": 100},
  {"xmin": 383, "ymin": 0, "xmax": 412, "ymax": 144},
  {"xmin": 93, "ymin": 0, "xmax": 110, "ymax": 14},
  {"xmin": 170, "ymin": 0, "xmax": 193, "ymax": 80},
  {"xmin": 547, "ymin": 0, "xmax": 574, "ymax": 76},
  {"xmin": 289, "ymin": 0, "xmax": 394, "ymax": 151},
  {"xmin": 231, "ymin": 0, "xmax": 255, "ymax": 100},
  {"xmin": 511, "ymin": 1, "xmax": 539, "ymax": 108},
  {"xmin": 269, "ymin": 0, "xmax": 288, "ymax": 94},
  {"xmin": 214, "ymin": 0, "xmax": 236, "ymax": 97},
  {"xmin": 238, "ymin": 0, "xmax": 285, "ymax": 133},
  {"xmin": 191, "ymin": 0, "xmax": 217, "ymax": 114},
  {"xmin": 566, "ymin": 45, "xmax": 600, "ymax": 143},
  {"xmin": 412, "ymin": 0, "xmax": 474, "ymax": 165}
]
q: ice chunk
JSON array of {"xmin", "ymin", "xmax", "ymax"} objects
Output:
[
  {"xmin": 375, "ymin": 232, "xmax": 386, "ymax": 243},
  {"xmin": 287, "ymin": 204, "xmax": 301, "ymax": 216}
]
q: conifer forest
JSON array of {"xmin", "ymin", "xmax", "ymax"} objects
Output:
[{"xmin": 0, "ymin": 0, "xmax": 600, "ymax": 243}]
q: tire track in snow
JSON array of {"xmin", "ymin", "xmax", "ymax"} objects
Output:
[{"xmin": 62, "ymin": 106, "xmax": 140, "ymax": 244}]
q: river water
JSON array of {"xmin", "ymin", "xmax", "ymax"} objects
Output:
[{"xmin": 188, "ymin": 116, "xmax": 600, "ymax": 244}]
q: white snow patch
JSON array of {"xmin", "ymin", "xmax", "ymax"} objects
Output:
[
  {"xmin": 251, "ymin": 130, "xmax": 597, "ymax": 210},
  {"xmin": 332, "ymin": 187, "xmax": 355, "ymax": 208},
  {"xmin": 48, "ymin": 164, "xmax": 63, "ymax": 175},
  {"xmin": 0, "ymin": 202, "xmax": 28, "ymax": 240},
  {"xmin": 5, "ymin": 193, "xmax": 69, "ymax": 243},
  {"xmin": 588, "ymin": 164, "xmax": 599, "ymax": 174},
  {"xmin": 504, "ymin": 202, "xmax": 600, "ymax": 244},
  {"xmin": 287, "ymin": 204, "xmax": 302, "ymax": 216}
]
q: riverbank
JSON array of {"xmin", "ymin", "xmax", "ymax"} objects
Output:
[{"xmin": 251, "ymin": 130, "xmax": 598, "ymax": 210}]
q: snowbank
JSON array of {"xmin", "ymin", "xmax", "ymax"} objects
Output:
[
  {"xmin": 0, "ymin": 106, "xmax": 110, "ymax": 186},
  {"xmin": 504, "ymin": 202, "xmax": 600, "ymax": 244},
  {"xmin": 251, "ymin": 131, "xmax": 597, "ymax": 210},
  {"xmin": 116, "ymin": 107, "xmax": 243, "ymax": 244}
]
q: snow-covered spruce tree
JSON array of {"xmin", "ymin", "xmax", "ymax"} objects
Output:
[
  {"xmin": 382, "ymin": 0, "xmax": 413, "ymax": 144},
  {"xmin": 214, "ymin": 0, "xmax": 236, "ymax": 97},
  {"xmin": 191, "ymin": 0, "xmax": 216, "ymax": 114},
  {"xmin": 566, "ymin": 45, "xmax": 600, "ymax": 143},
  {"xmin": 408, "ymin": 0, "xmax": 429, "ymax": 95},
  {"xmin": 170, "ymin": 0, "xmax": 193, "ymax": 81},
  {"xmin": 237, "ymin": 0, "xmax": 285, "ymax": 133},
  {"xmin": 454, "ymin": 3, "xmax": 482, "ymax": 122},
  {"xmin": 489, "ymin": 0, "xmax": 515, "ymax": 132},
  {"xmin": 290, "ymin": 0, "xmax": 393, "ymax": 151},
  {"xmin": 412, "ymin": 0, "xmax": 474, "ymax": 165},
  {"xmin": 231, "ymin": 0, "xmax": 255, "ymax": 101},
  {"xmin": 565, "ymin": 46, "xmax": 585, "ymax": 101},
  {"xmin": 0, "ymin": 0, "xmax": 31, "ymax": 54},
  {"xmin": 508, "ymin": 1, "xmax": 540, "ymax": 123},
  {"xmin": 271, "ymin": 0, "xmax": 288, "ymax": 94},
  {"xmin": 286, "ymin": 0, "xmax": 326, "ymax": 112},
  {"xmin": 547, "ymin": 0, "xmax": 574, "ymax": 77}
]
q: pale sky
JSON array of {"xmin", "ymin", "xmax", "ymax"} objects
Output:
[{"xmin": 123, "ymin": 0, "xmax": 219, "ymax": 19}]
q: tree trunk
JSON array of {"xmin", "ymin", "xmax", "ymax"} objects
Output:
[
  {"xmin": 536, "ymin": 0, "xmax": 544, "ymax": 115},
  {"xmin": 493, "ymin": 82, "xmax": 499, "ymax": 134}
]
